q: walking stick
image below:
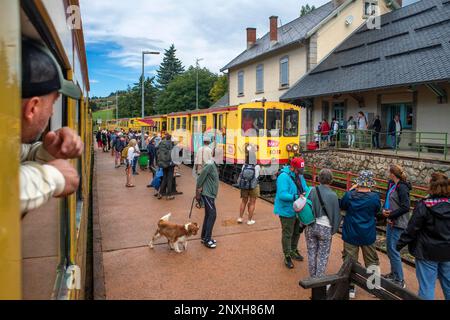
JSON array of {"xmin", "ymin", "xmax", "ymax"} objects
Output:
[{"xmin": 189, "ymin": 197, "xmax": 196, "ymax": 219}]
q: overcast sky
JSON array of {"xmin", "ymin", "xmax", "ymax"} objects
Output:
[{"xmin": 81, "ymin": 0, "xmax": 420, "ymax": 97}]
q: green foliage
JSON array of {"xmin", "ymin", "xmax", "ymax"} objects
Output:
[
  {"xmin": 209, "ymin": 75, "xmax": 228, "ymax": 104},
  {"xmin": 116, "ymin": 76, "xmax": 159, "ymax": 118},
  {"xmin": 156, "ymin": 44, "xmax": 185, "ymax": 90},
  {"xmin": 155, "ymin": 66, "xmax": 218, "ymax": 114},
  {"xmin": 300, "ymin": 4, "xmax": 316, "ymax": 17}
]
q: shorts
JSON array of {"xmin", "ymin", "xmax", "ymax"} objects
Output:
[{"xmin": 241, "ymin": 185, "xmax": 260, "ymax": 199}]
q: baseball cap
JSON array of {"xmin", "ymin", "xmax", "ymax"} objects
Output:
[
  {"xmin": 291, "ymin": 157, "xmax": 305, "ymax": 169},
  {"xmin": 203, "ymin": 136, "xmax": 212, "ymax": 143},
  {"xmin": 22, "ymin": 39, "xmax": 82, "ymax": 99}
]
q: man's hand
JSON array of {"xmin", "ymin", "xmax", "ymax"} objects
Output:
[
  {"xmin": 383, "ymin": 209, "xmax": 392, "ymax": 218},
  {"xmin": 44, "ymin": 127, "xmax": 84, "ymax": 159},
  {"xmin": 196, "ymin": 188, "xmax": 202, "ymax": 201},
  {"xmin": 48, "ymin": 159, "xmax": 80, "ymax": 197}
]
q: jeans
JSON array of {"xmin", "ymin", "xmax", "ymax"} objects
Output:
[
  {"xmin": 416, "ymin": 259, "xmax": 450, "ymax": 300},
  {"xmin": 386, "ymin": 225, "xmax": 404, "ymax": 282},
  {"xmin": 201, "ymin": 196, "xmax": 217, "ymax": 242},
  {"xmin": 132, "ymin": 156, "xmax": 138, "ymax": 174},
  {"xmin": 279, "ymin": 216, "xmax": 304, "ymax": 257},
  {"xmin": 391, "ymin": 134, "xmax": 401, "ymax": 149},
  {"xmin": 347, "ymin": 133, "xmax": 355, "ymax": 148},
  {"xmin": 372, "ymin": 132, "xmax": 380, "ymax": 148}
]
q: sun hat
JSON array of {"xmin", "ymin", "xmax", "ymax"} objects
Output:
[{"xmin": 355, "ymin": 170, "xmax": 376, "ymax": 188}]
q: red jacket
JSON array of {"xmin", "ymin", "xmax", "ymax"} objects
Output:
[{"xmin": 321, "ymin": 121, "xmax": 330, "ymax": 135}]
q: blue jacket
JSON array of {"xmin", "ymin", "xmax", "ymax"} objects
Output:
[
  {"xmin": 340, "ymin": 190, "xmax": 381, "ymax": 246},
  {"xmin": 274, "ymin": 166, "xmax": 309, "ymax": 218}
]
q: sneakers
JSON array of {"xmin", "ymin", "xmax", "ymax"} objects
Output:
[
  {"xmin": 349, "ymin": 286, "xmax": 356, "ymax": 299},
  {"xmin": 237, "ymin": 218, "xmax": 243, "ymax": 224},
  {"xmin": 290, "ymin": 250, "xmax": 304, "ymax": 262},
  {"xmin": 204, "ymin": 240, "xmax": 217, "ymax": 249},
  {"xmin": 382, "ymin": 273, "xmax": 395, "ymax": 281},
  {"xmin": 393, "ymin": 280, "xmax": 406, "ymax": 289},
  {"xmin": 247, "ymin": 220, "xmax": 256, "ymax": 226},
  {"xmin": 284, "ymin": 256, "xmax": 294, "ymax": 269}
]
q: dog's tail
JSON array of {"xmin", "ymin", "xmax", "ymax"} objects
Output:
[{"xmin": 159, "ymin": 213, "xmax": 172, "ymax": 223}]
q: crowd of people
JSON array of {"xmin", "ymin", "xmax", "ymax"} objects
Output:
[
  {"xmin": 316, "ymin": 112, "xmax": 403, "ymax": 150},
  {"xmin": 273, "ymin": 160, "xmax": 450, "ymax": 300}
]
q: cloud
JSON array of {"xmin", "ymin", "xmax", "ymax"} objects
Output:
[
  {"xmin": 80, "ymin": 0, "xmax": 330, "ymax": 74},
  {"xmin": 90, "ymin": 79, "xmax": 100, "ymax": 84}
]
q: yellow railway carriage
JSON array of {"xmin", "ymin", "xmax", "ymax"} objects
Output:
[{"xmin": 0, "ymin": 0, "xmax": 92, "ymax": 300}]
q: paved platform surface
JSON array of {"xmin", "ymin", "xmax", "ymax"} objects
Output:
[{"xmin": 94, "ymin": 150, "xmax": 444, "ymax": 300}]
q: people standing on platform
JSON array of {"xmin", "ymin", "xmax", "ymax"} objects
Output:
[
  {"xmin": 196, "ymin": 159, "xmax": 220, "ymax": 249},
  {"xmin": 330, "ymin": 118, "xmax": 339, "ymax": 146},
  {"xmin": 397, "ymin": 172, "xmax": 450, "ymax": 300},
  {"xmin": 347, "ymin": 116, "xmax": 356, "ymax": 148},
  {"xmin": 125, "ymin": 139, "xmax": 137, "ymax": 188},
  {"xmin": 132, "ymin": 142, "xmax": 141, "ymax": 176},
  {"xmin": 320, "ymin": 119, "xmax": 330, "ymax": 148},
  {"xmin": 371, "ymin": 115, "xmax": 382, "ymax": 149},
  {"xmin": 382, "ymin": 165, "xmax": 411, "ymax": 289},
  {"xmin": 110, "ymin": 130, "xmax": 117, "ymax": 156},
  {"xmin": 106, "ymin": 130, "xmax": 112, "ymax": 151},
  {"xmin": 306, "ymin": 169, "xmax": 341, "ymax": 278},
  {"xmin": 157, "ymin": 134, "xmax": 175, "ymax": 200},
  {"xmin": 274, "ymin": 158, "xmax": 309, "ymax": 269},
  {"xmin": 101, "ymin": 130, "xmax": 108, "ymax": 153},
  {"xmin": 20, "ymin": 39, "xmax": 83, "ymax": 214},
  {"xmin": 146, "ymin": 138, "xmax": 157, "ymax": 169},
  {"xmin": 194, "ymin": 136, "xmax": 213, "ymax": 176},
  {"xmin": 96, "ymin": 130, "xmax": 103, "ymax": 150},
  {"xmin": 113, "ymin": 133, "xmax": 126, "ymax": 168},
  {"xmin": 389, "ymin": 114, "xmax": 403, "ymax": 150},
  {"xmin": 357, "ymin": 112, "xmax": 369, "ymax": 149},
  {"xmin": 237, "ymin": 150, "xmax": 260, "ymax": 226},
  {"xmin": 340, "ymin": 170, "xmax": 381, "ymax": 299}
]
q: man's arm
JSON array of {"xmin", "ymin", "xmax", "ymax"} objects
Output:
[
  {"xmin": 196, "ymin": 164, "xmax": 211, "ymax": 189},
  {"xmin": 21, "ymin": 143, "xmax": 54, "ymax": 163},
  {"xmin": 20, "ymin": 162, "xmax": 65, "ymax": 213}
]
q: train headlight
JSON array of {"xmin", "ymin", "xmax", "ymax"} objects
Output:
[
  {"xmin": 286, "ymin": 144, "xmax": 293, "ymax": 152},
  {"xmin": 292, "ymin": 144, "xmax": 299, "ymax": 152}
]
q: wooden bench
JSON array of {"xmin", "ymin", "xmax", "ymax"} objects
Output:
[{"xmin": 299, "ymin": 258, "xmax": 422, "ymax": 300}]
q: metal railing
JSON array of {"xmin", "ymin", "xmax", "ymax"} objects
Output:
[{"xmin": 301, "ymin": 130, "xmax": 449, "ymax": 161}]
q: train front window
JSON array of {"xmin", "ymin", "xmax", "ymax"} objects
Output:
[
  {"xmin": 201, "ymin": 116, "xmax": 207, "ymax": 133},
  {"xmin": 284, "ymin": 110, "xmax": 299, "ymax": 137},
  {"xmin": 242, "ymin": 109, "xmax": 264, "ymax": 137},
  {"xmin": 267, "ymin": 109, "xmax": 282, "ymax": 137},
  {"xmin": 176, "ymin": 118, "xmax": 181, "ymax": 130},
  {"xmin": 182, "ymin": 117, "xmax": 187, "ymax": 130}
]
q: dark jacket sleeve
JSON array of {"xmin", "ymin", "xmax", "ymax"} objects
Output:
[
  {"xmin": 397, "ymin": 202, "xmax": 426, "ymax": 251},
  {"xmin": 340, "ymin": 192, "xmax": 350, "ymax": 210},
  {"xmin": 389, "ymin": 183, "xmax": 411, "ymax": 219}
]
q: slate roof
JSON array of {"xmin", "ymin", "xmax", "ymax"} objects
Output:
[
  {"xmin": 281, "ymin": 0, "xmax": 450, "ymax": 101},
  {"xmin": 210, "ymin": 92, "xmax": 230, "ymax": 108},
  {"xmin": 220, "ymin": 2, "xmax": 337, "ymax": 72}
]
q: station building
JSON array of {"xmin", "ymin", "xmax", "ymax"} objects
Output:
[
  {"xmin": 281, "ymin": 0, "xmax": 450, "ymax": 150},
  {"xmin": 220, "ymin": 0, "xmax": 403, "ymax": 131}
]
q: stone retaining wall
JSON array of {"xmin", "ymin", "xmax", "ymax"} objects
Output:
[{"xmin": 303, "ymin": 150, "xmax": 450, "ymax": 186}]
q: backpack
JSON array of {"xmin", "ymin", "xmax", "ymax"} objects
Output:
[
  {"xmin": 239, "ymin": 165, "xmax": 258, "ymax": 190},
  {"xmin": 115, "ymin": 140, "xmax": 125, "ymax": 153},
  {"xmin": 121, "ymin": 146, "xmax": 130, "ymax": 159},
  {"xmin": 157, "ymin": 141, "xmax": 172, "ymax": 169}
]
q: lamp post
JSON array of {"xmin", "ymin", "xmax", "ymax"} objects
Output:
[
  {"xmin": 196, "ymin": 58, "xmax": 203, "ymax": 110},
  {"xmin": 116, "ymin": 91, "xmax": 119, "ymax": 121},
  {"xmin": 141, "ymin": 50, "xmax": 160, "ymax": 149}
]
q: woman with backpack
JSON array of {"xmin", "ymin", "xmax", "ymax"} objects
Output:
[
  {"xmin": 237, "ymin": 151, "xmax": 260, "ymax": 226},
  {"xmin": 382, "ymin": 164, "xmax": 411, "ymax": 289},
  {"xmin": 397, "ymin": 172, "xmax": 450, "ymax": 300},
  {"xmin": 306, "ymin": 169, "xmax": 341, "ymax": 278}
]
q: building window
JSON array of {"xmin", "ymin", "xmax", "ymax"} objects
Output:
[
  {"xmin": 364, "ymin": 0, "xmax": 378, "ymax": 17},
  {"xmin": 256, "ymin": 64, "xmax": 264, "ymax": 93},
  {"xmin": 280, "ymin": 57, "xmax": 289, "ymax": 88},
  {"xmin": 238, "ymin": 71, "xmax": 245, "ymax": 96}
]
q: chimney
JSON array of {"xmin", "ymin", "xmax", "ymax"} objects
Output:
[
  {"xmin": 332, "ymin": 0, "xmax": 345, "ymax": 8},
  {"xmin": 270, "ymin": 16, "xmax": 278, "ymax": 45},
  {"xmin": 247, "ymin": 28, "xmax": 256, "ymax": 49}
]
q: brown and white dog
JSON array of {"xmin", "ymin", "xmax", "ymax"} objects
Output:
[{"xmin": 148, "ymin": 213, "xmax": 199, "ymax": 253}]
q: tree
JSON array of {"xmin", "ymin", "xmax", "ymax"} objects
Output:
[
  {"xmin": 155, "ymin": 66, "xmax": 218, "ymax": 114},
  {"xmin": 300, "ymin": 4, "xmax": 315, "ymax": 17},
  {"xmin": 156, "ymin": 44, "xmax": 185, "ymax": 90},
  {"xmin": 209, "ymin": 75, "xmax": 228, "ymax": 104},
  {"xmin": 117, "ymin": 76, "xmax": 159, "ymax": 118}
]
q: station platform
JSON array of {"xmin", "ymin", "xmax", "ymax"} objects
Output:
[{"xmin": 93, "ymin": 150, "xmax": 444, "ymax": 300}]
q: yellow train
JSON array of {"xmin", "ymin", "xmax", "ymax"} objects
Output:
[
  {"xmin": 112, "ymin": 102, "xmax": 301, "ymax": 183},
  {"xmin": 1, "ymin": 0, "xmax": 92, "ymax": 300}
]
